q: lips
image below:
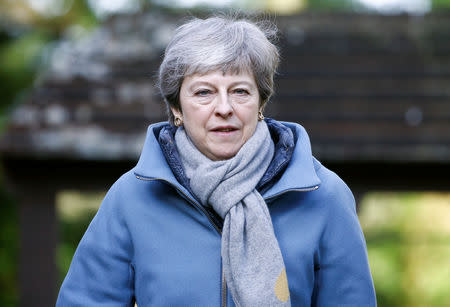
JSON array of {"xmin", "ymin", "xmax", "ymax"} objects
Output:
[{"xmin": 211, "ymin": 126, "xmax": 238, "ymax": 132}]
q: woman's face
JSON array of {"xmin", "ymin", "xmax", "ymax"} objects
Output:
[{"xmin": 172, "ymin": 70, "xmax": 260, "ymax": 161}]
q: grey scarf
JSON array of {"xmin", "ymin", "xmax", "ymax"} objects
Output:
[{"xmin": 175, "ymin": 121, "xmax": 291, "ymax": 307}]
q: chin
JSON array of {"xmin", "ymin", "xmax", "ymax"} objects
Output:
[{"xmin": 210, "ymin": 149, "xmax": 239, "ymax": 161}]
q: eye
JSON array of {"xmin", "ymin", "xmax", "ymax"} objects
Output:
[
  {"xmin": 195, "ymin": 89, "xmax": 212, "ymax": 96},
  {"xmin": 233, "ymin": 88, "xmax": 250, "ymax": 95}
]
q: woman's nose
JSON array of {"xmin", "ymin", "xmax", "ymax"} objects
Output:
[{"xmin": 215, "ymin": 92, "xmax": 233, "ymax": 117}]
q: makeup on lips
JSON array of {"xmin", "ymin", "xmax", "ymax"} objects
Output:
[{"xmin": 211, "ymin": 126, "xmax": 239, "ymax": 135}]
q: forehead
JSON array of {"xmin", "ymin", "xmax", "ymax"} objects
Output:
[{"xmin": 182, "ymin": 70, "xmax": 256, "ymax": 86}]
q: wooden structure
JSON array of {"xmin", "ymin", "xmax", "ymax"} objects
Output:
[{"xmin": 1, "ymin": 12, "xmax": 449, "ymax": 307}]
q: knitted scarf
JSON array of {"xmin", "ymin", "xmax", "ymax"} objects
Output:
[{"xmin": 175, "ymin": 121, "xmax": 291, "ymax": 307}]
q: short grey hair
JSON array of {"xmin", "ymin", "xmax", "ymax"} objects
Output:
[{"xmin": 158, "ymin": 15, "xmax": 280, "ymax": 124}]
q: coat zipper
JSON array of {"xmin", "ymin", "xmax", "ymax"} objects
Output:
[
  {"xmin": 135, "ymin": 175, "xmax": 227, "ymax": 306},
  {"xmin": 135, "ymin": 175, "xmax": 221, "ymax": 232},
  {"xmin": 264, "ymin": 186, "xmax": 319, "ymax": 202},
  {"xmin": 136, "ymin": 175, "xmax": 319, "ymax": 307}
]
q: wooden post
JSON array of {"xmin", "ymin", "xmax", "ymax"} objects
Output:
[
  {"xmin": 2, "ymin": 157, "xmax": 133, "ymax": 306},
  {"xmin": 19, "ymin": 188, "xmax": 57, "ymax": 307}
]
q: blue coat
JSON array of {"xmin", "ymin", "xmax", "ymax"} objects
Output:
[{"xmin": 56, "ymin": 121, "xmax": 376, "ymax": 306}]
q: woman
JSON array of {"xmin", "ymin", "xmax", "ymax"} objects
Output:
[{"xmin": 57, "ymin": 16, "xmax": 376, "ymax": 306}]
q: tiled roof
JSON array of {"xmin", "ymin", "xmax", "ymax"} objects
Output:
[{"xmin": 2, "ymin": 12, "xmax": 449, "ymax": 162}]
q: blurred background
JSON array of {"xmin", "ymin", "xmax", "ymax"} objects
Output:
[{"xmin": 1, "ymin": 0, "xmax": 450, "ymax": 306}]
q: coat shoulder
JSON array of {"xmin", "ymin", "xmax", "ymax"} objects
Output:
[{"xmin": 312, "ymin": 157, "xmax": 357, "ymax": 215}]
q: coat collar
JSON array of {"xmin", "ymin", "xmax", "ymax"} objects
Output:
[
  {"xmin": 133, "ymin": 122, "xmax": 195, "ymax": 200},
  {"xmin": 262, "ymin": 121, "xmax": 321, "ymax": 199},
  {"xmin": 133, "ymin": 120, "xmax": 321, "ymax": 200}
]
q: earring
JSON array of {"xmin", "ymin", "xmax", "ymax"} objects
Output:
[
  {"xmin": 174, "ymin": 116, "xmax": 183, "ymax": 127},
  {"xmin": 258, "ymin": 110, "xmax": 264, "ymax": 121}
]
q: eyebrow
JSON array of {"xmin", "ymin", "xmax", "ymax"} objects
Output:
[{"xmin": 188, "ymin": 81, "xmax": 256, "ymax": 91}]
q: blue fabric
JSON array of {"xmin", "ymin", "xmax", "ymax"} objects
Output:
[{"xmin": 56, "ymin": 120, "xmax": 376, "ymax": 307}]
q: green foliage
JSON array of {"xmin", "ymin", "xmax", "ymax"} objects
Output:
[
  {"xmin": 56, "ymin": 191, "xmax": 104, "ymax": 285},
  {"xmin": 433, "ymin": 0, "xmax": 450, "ymax": 9},
  {"xmin": 359, "ymin": 192, "xmax": 450, "ymax": 307},
  {"xmin": 0, "ymin": 1, "xmax": 99, "ymax": 304},
  {"xmin": 0, "ymin": 30, "xmax": 50, "ymax": 130},
  {"xmin": 0, "ymin": 0, "xmax": 98, "ymax": 129},
  {"xmin": 307, "ymin": 0, "xmax": 358, "ymax": 11},
  {"xmin": 57, "ymin": 209, "xmax": 98, "ymax": 285}
]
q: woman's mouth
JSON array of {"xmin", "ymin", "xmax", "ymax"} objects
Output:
[
  {"xmin": 215, "ymin": 128, "xmax": 236, "ymax": 132},
  {"xmin": 212, "ymin": 126, "xmax": 238, "ymax": 132}
]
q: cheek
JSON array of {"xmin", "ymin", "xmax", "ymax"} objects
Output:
[
  {"xmin": 241, "ymin": 112, "xmax": 259, "ymax": 140},
  {"xmin": 184, "ymin": 107, "xmax": 210, "ymax": 127},
  {"xmin": 242, "ymin": 104, "xmax": 259, "ymax": 124},
  {"xmin": 246, "ymin": 119, "xmax": 259, "ymax": 138},
  {"xmin": 182, "ymin": 107, "xmax": 211, "ymax": 140}
]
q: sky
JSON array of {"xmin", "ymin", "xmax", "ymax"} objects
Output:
[
  {"xmin": 356, "ymin": 0, "xmax": 431, "ymax": 13},
  {"xmin": 25, "ymin": 0, "xmax": 432, "ymax": 18}
]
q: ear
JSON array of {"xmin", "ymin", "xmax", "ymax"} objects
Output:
[
  {"xmin": 171, "ymin": 107, "xmax": 182, "ymax": 118},
  {"xmin": 259, "ymin": 101, "xmax": 266, "ymax": 113}
]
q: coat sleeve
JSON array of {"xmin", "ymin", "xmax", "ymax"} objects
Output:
[
  {"xmin": 312, "ymin": 172, "xmax": 376, "ymax": 307},
  {"xmin": 56, "ymin": 178, "xmax": 135, "ymax": 307}
]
